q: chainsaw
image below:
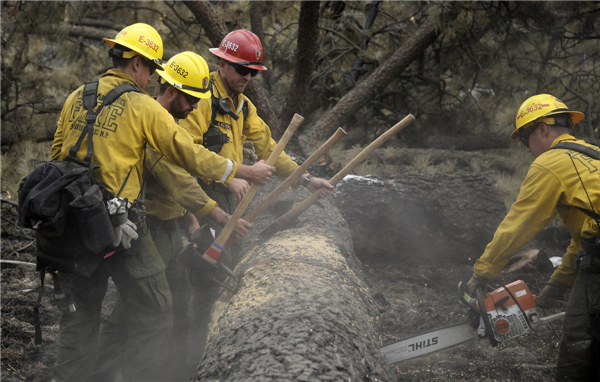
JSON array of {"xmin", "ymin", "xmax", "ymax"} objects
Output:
[{"xmin": 382, "ymin": 280, "xmax": 565, "ymax": 364}]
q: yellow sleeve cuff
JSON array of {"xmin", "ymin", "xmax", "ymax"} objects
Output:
[
  {"xmin": 223, "ymin": 162, "xmax": 237, "ymax": 187},
  {"xmin": 193, "ymin": 199, "xmax": 218, "ymax": 221}
]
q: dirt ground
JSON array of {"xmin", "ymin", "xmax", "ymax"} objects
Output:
[{"xmin": 1, "ymin": 201, "xmax": 566, "ymax": 381}]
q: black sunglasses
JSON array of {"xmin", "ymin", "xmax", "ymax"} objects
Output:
[
  {"xmin": 227, "ymin": 61, "xmax": 259, "ymax": 78},
  {"xmin": 517, "ymin": 124, "xmax": 538, "ymax": 148},
  {"xmin": 177, "ymin": 89, "xmax": 200, "ymax": 105},
  {"xmin": 141, "ymin": 57, "xmax": 157, "ymax": 75}
]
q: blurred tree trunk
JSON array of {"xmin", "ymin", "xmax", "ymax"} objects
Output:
[
  {"xmin": 347, "ymin": 0, "xmax": 382, "ymax": 85},
  {"xmin": 182, "ymin": 0, "xmax": 282, "ymax": 140},
  {"xmin": 278, "ymin": 1, "xmax": 320, "ymax": 156},
  {"xmin": 301, "ymin": 3, "xmax": 458, "ymax": 152},
  {"xmin": 249, "ymin": 1, "xmax": 274, "ymax": 91}
]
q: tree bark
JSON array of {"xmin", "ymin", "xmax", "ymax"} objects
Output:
[
  {"xmin": 249, "ymin": 1, "xmax": 274, "ymax": 90},
  {"xmin": 332, "ymin": 173, "xmax": 506, "ymax": 265},
  {"xmin": 301, "ymin": 3, "xmax": 457, "ymax": 152},
  {"xmin": 278, "ymin": 1, "xmax": 320, "ymax": 156},
  {"xmin": 193, "ymin": 179, "xmax": 393, "ymax": 381},
  {"xmin": 183, "ymin": 0, "xmax": 282, "ymax": 140}
]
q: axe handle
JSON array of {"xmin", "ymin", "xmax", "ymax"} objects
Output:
[
  {"xmin": 244, "ymin": 127, "xmax": 346, "ymax": 223},
  {"xmin": 278, "ymin": 114, "xmax": 415, "ymax": 223},
  {"xmin": 212, "ymin": 114, "xmax": 304, "ymax": 249}
]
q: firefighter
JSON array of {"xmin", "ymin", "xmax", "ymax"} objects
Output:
[
  {"xmin": 178, "ymin": 29, "xmax": 335, "ymax": 360},
  {"xmin": 467, "ymin": 94, "xmax": 600, "ymax": 381},
  {"xmin": 90, "ymin": 51, "xmax": 252, "ymax": 381},
  {"xmin": 50, "ymin": 24, "xmax": 274, "ymax": 382}
]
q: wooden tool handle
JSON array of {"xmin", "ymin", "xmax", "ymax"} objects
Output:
[
  {"xmin": 329, "ymin": 114, "xmax": 414, "ymax": 184},
  {"xmin": 244, "ymin": 127, "xmax": 347, "ymax": 223},
  {"xmin": 285, "ymin": 114, "xmax": 415, "ymax": 221},
  {"xmin": 213, "ymin": 114, "xmax": 304, "ymax": 247}
]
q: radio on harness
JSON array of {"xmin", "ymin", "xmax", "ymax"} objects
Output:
[{"xmin": 202, "ymin": 80, "xmax": 248, "ymax": 153}]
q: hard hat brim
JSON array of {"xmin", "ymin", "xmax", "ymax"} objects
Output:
[
  {"xmin": 510, "ymin": 109, "xmax": 585, "ymax": 142},
  {"xmin": 103, "ymin": 37, "xmax": 164, "ymax": 72},
  {"xmin": 209, "ymin": 48, "xmax": 267, "ymax": 71},
  {"xmin": 157, "ymin": 71, "xmax": 211, "ymax": 99}
]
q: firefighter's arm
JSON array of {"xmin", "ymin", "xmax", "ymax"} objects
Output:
[
  {"xmin": 242, "ymin": 99, "xmax": 299, "ymax": 179},
  {"xmin": 141, "ymin": 98, "xmax": 237, "ymax": 186},
  {"xmin": 549, "ymin": 205, "xmax": 585, "ymax": 288},
  {"xmin": 474, "ymin": 164, "xmax": 563, "ymax": 280},
  {"xmin": 551, "ymin": 236, "xmax": 579, "ymax": 288},
  {"xmin": 51, "ymin": 118, "xmax": 65, "ymax": 161},
  {"xmin": 51, "ymin": 90, "xmax": 80, "ymax": 160},
  {"xmin": 145, "ymin": 148, "xmax": 217, "ymax": 220}
]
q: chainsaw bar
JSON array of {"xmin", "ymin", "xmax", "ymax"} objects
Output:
[{"xmin": 383, "ymin": 322, "xmax": 475, "ymax": 364}]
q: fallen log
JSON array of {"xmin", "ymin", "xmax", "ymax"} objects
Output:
[
  {"xmin": 193, "ymin": 180, "xmax": 393, "ymax": 381},
  {"xmin": 332, "ymin": 173, "xmax": 506, "ymax": 265}
]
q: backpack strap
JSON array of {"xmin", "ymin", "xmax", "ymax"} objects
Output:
[
  {"xmin": 69, "ymin": 83, "xmax": 142, "ymax": 164},
  {"xmin": 242, "ymin": 99, "xmax": 249, "ymax": 121},
  {"xmin": 550, "ymin": 142, "xmax": 600, "ymax": 161},
  {"xmin": 550, "ymin": 142, "xmax": 600, "ymax": 220},
  {"xmin": 203, "ymin": 87, "xmax": 231, "ymax": 153},
  {"xmin": 33, "ymin": 268, "xmax": 46, "ymax": 345}
]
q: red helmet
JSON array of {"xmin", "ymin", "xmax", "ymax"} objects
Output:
[{"xmin": 209, "ymin": 30, "xmax": 267, "ymax": 71}]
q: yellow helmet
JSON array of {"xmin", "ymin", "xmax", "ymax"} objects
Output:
[
  {"xmin": 511, "ymin": 94, "xmax": 584, "ymax": 142},
  {"xmin": 103, "ymin": 23, "xmax": 164, "ymax": 72},
  {"xmin": 157, "ymin": 51, "xmax": 212, "ymax": 99}
]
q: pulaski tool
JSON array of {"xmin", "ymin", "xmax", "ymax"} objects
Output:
[
  {"xmin": 259, "ymin": 114, "xmax": 416, "ymax": 242},
  {"xmin": 223, "ymin": 127, "xmax": 347, "ymax": 249},
  {"xmin": 195, "ymin": 114, "xmax": 304, "ymax": 291},
  {"xmin": 382, "ymin": 280, "xmax": 565, "ymax": 364}
]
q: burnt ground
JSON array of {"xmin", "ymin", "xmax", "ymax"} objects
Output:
[{"xmin": 1, "ymin": 202, "xmax": 566, "ymax": 382}]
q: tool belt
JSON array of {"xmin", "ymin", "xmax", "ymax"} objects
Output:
[{"xmin": 578, "ymin": 237, "xmax": 600, "ymax": 273}]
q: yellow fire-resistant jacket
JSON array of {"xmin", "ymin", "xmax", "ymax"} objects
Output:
[
  {"xmin": 51, "ymin": 69, "xmax": 236, "ymax": 202},
  {"xmin": 178, "ymin": 71, "xmax": 299, "ymax": 182},
  {"xmin": 144, "ymin": 147, "xmax": 217, "ymax": 221},
  {"xmin": 474, "ymin": 134, "xmax": 600, "ymax": 287}
]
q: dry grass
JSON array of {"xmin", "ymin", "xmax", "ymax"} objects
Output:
[
  {"xmin": 1, "ymin": 140, "xmax": 52, "ymax": 200},
  {"xmin": 330, "ymin": 141, "xmax": 534, "ymax": 210}
]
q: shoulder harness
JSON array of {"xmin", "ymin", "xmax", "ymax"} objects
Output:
[{"xmin": 203, "ymin": 81, "xmax": 249, "ymax": 153}]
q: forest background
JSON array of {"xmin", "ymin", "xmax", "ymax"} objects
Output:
[
  {"xmin": 2, "ymin": 0, "xmax": 600, "ymax": 221},
  {"xmin": 2, "ymin": 2, "xmax": 600, "ymax": 381}
]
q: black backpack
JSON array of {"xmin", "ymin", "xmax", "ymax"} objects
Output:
[{"xmin": 18, "ymin": 81, "xmax": 141, "ymax": 276}]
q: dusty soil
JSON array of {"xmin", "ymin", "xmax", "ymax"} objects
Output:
[{"xmin": 1, "ymin": 200, "xmax": 566, "ymax": 381}]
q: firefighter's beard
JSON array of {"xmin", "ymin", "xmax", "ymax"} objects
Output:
[{"xmin": 170, "ymin": 94, "xmax": 194, "ymax": 120}]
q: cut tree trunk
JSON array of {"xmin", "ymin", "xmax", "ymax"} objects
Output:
[
  {"xmin": 332, "ymin": 173, "xmax": 506, "ymax": 265},
  {"xmin": 193, "ymin": 180, "xmax": 393, "ymax": 381}
]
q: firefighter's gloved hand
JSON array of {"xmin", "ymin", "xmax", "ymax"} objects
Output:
[
  {"xmin": 467, "ymin": 273, "xmax": 489, "ymax": 296},
  {"xmin": 242, "ymin": 141, "xmax": 258, "ymax": 165},
  {"xmin": 537, "ymin": 279, "xmax": 570, "ymax": 309},
  {"xmin": 107, "ymin": 197, "xmax": 128, "ymax": 226},
  {"xmin": 111, "ymin": 219, "xmax": 138, "ymax": 249}
]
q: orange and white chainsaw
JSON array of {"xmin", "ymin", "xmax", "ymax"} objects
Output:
[{"xmin": 383, "ymin": 280, "xmax": 565, "ymax": 364}]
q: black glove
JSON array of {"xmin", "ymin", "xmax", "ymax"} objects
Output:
[
  {"xmin": 467, "ymin": 273, "xmax": 489, "ymax": 295},
  {"xmin": 537, "ymin": 279, "xmax": 569, "ymax": 309}
]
